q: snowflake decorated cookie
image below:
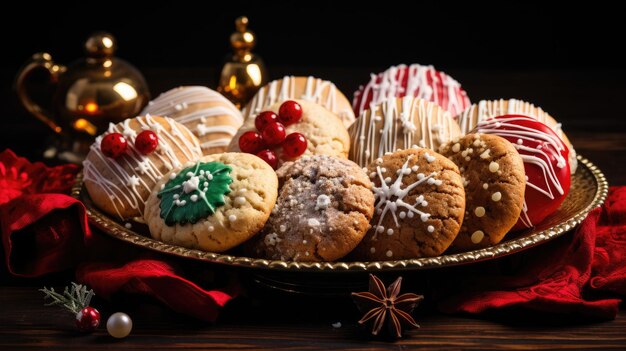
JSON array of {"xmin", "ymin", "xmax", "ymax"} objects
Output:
[
  {"xmin": 247, "ymin": 155, "xmax": 375, "ymax": 262},
  {"xmin": 352, "ymin": 148, "xmax": 465, "ymax": 260},
  {"xmin": 83, "ymin": 115, "xmax": 203, "ymax": 220},
  {"xmin": 243, "ymin": 76, "xmax": 356, "ymax": 127},
  {"xmin": 439, "ymin": 134, "xmax": 526, "ymax": 250},
  {"xmin": 348, "ymin": 97, "xmax": 462, "ymax": 167},
  {"xmin": 352, "ymin": 63, "xmax": 471, "ymax": 117},
  {"xmin": 141, "ymin": 86, "xmax": 244, "ymax": 155},
  {"xmin": 228, "ymin": 99, "xmax": 350, "ymax": 168},
  {"xmin": 473, "ymin": 115, "xmax": 571, "ymax": 230},
  {"xmin": 143, "ymin": 153, "xmax": 278, "ymax": 252}
]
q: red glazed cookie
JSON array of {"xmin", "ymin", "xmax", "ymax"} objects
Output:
[
  {"xmin": 352, "ymin": 63, "xmax": 471, "ymax": 117},
  {"xmin": 439, "ymin": 134, "xmax": 526, "ymax": 249},
  {"xmin": 473, "ymin": 115, "xmax": 571, "ymax": 230},
  {"xmin": 352, "ymin": 148, "xmax": 465, "ymax": 260}
]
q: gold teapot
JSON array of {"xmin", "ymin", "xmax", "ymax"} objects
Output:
[
  {"xmin": 218, "ymin": 16, "xmax": 267, "ymax": 108},
  {"xmin": 16, "ymin": 32, "xmax": 150, "ymax": 158}
]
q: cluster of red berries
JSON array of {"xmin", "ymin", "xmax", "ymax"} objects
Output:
[
  {"xmin": 100, "ymin": 130, "xmax": 159, "ymax": 158},
  {"xmin": 238, "ymin": 100, "xmax": 308, "ymax": 169}
]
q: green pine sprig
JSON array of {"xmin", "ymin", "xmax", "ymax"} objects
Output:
[{"xmin": 40, "ymin": 282, "xmax": 95, "ymax": 314}]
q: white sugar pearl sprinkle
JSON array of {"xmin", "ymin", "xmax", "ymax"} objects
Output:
[{"xmin": 491, "ymin": 192, "xmax": 502, "ymax": 202}]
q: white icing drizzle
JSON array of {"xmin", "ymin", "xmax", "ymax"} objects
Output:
[
  {"xmin": 142, "ymin": 86, "xmax": 243, "ymax": 151},
  {"xmin": 242, "ymin": 76, "xmax": 355, "ymax": 126},
  {"xmin": 371, "ymin": 154, "xmax": 442, "ymax": 239},
  {"xmin": 476, "ymin": 116, "xmax": 568, "ymax": 228},
  {"xmin": 457, "ymin": 98, "xmax": 577, "ymax": 174},
  {"xmin": 83, "ymin": 115, "xmax": 203, "ymax": 219},
  {"xmin": 353, "ymin": 63, "xmax": 470, "ymax": 117},
  {"xmin": 349, "ymin": 97, "xmax": 459, "ymax": 167}
]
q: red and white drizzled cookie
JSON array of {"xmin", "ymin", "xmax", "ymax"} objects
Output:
[
  {"xmin": 352, "ymin": 63, "xmax": 471, "ymax": 117},
  {"xmin": 473, "ymin": 115, "xmax": 571, "ymax": 229}
]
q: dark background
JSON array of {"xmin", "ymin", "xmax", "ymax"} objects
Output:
[{"xmin": 1, "ymin": 0, "xmax": 625, "ymax": 155}]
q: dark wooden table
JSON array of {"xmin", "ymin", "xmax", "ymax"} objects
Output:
[{"xmin": 1, "ymin": 67, "xmax": 626, "ymax": 350}]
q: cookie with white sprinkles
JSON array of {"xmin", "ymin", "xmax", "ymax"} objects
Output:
[
  {"xmin": 352, "ymin": 148, "xmax": 465, "ymax": 260},
  {"xmin": 248, "ymin": 155, "xmax": 375, "ymax": 262},
  {"xmin": 143, "ymin": 153, "xmax": 278, "ymax": 252},
  {"xmin": 439, "ymin": 133, "xmax": 526, "ymax": 250}
]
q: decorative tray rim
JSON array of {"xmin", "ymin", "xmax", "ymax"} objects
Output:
[{"xmin": 72, "ymin": 155, "xmax": 608, "ymax": 272}]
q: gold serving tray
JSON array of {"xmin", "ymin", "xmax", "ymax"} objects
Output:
[{"xmin": 72, "ymin": 155, "xmax": 608, "ymax": 272}]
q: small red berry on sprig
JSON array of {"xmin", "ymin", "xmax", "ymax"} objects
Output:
[
  {"xmin": 40, "ymin": 282, "xmax": 100, "ymax": 332},
  {"xmin": 239, "ymin": 100, "xmax": 308, "ymax": 169}
]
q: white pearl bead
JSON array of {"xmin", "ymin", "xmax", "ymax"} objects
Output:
[{"xmin": 107, "ymin": 312, "xmax": 133, "ymax": 338}]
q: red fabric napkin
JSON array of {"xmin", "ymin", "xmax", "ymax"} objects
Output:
[
  {"xmin": 0, "ymin": 149, "xmax": 237, "ymax": 322},
  {"xmin": 437, "ymin": 187, "xmax": 626, "ymax": 320}
]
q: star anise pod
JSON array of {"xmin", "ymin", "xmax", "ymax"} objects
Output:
[{"xmin": 351, "ymin": 274, "xmax": 424, "ymax": 338}]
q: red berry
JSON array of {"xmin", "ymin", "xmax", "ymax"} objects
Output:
[
  {"xmin": 76, "ymin": 306, "xmax": 100, "ymax": 332},
  {"xmin": 278, "ymin": 101, "xmax": 303, "ymax": 125},
  {"xmin": 101, "ymin": 133, "xmax": 127, "ymax": 158},
  {"xmin": 255, "ymin": 111, "xmax": 279, "ymax": 131},
  {"xmin": 261, "ymin": 122, "xmax": 286, "ymax": 146},
  {"xmin": 135, "ymin": 130, "xmax": 159, "ymax": 155},
  {"xmin": 239, "ymin": 131, "xmax": 266, "ymax": 154},
  {"xmin": 256, "ymin": 149, "xmax": 278, "ymax": 170},
  {"xmin": 282, "ymin": 133, "xmax": 308, "ymax": 158}
]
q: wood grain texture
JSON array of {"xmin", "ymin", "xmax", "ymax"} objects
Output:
[{"xmin": 1, "ymin": 286, "xmax": 626, "ymax": 350}]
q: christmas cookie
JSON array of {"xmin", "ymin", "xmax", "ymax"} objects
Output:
[
  {"xmin": 456, "ymin": 98, "xmax": 577, "ymax": 173},
  {"xmin": 439, "ymin": 134, "xmax": 526, "ymax": 249},
  {"xmin": 243, "ymin": 76, "xmax": 355, "ymax": 127},
  {"xmin": 83, "ymin": 115, "xmax": 203, "ymax": 220},
  {"xmin": 141, "ymin": 86, "xmax": 244, "ymax": 154},
  {"xmin": 352, "ymin": 148, "xmax": 465, "ymax": 260},
  {"xmin": 247, "ymin": 155, "xmax": 374, "ymax": 261},
  {"xmin": 473, "ymin": 115, "xmax": 571, "ymax": 230},
  {"xmin": 353, "ymin": 63, "xmax": 471, "ymax": 117},
  {"xmin": 228, "ymin": 99, "xmax": 350, "ymax": 168},
  {"xmin": 143, "ymin": 152, "xmax": 278, "ymax": 252},
  {"xmin": 348, "ymin": 97, "xmax": 461, "ymax": 167}
]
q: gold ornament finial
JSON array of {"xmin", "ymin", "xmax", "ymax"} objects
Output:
[
  {"xmin": 218, "ymin": 16, "xmax": 267, "ymax": 108},
  {"xmin": 85, "ymin": 32, "xmax": 117, "ymax": 58}
]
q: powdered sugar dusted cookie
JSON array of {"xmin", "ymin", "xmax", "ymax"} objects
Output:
[
  {"xmin": 348, "ymin": 97, "xmax": 461, "ymax": 167},
  {"xmin": 83, "ymin": 115, "xmax": 203, "ymax": 220},
  {"xmin": 456, "ymin": 98, "xmax": 577, "ymax": 173},
  {"xmin": 353, "ymin": 63, "xmax": 471, "ymax": 117},
  {"xmin": 243, "ymin": 76, "xmax": 355, "ymax": 127},
  {"xmin": 439, "ymin": 134, "xmax": 526, "ymax": 250},
  {"xmin": 141, "ymin": 86, "xmax": 243, "ymax": 154},
  {"xmin": 144, "ymin": 153, "xmax": 278, "ymax": 252},
  {"xmin": 473, "ymin": 115, "xmax": 571, "ymax": 230},
  {"xmin": 352, "ymin": 148, "xmax": 465, "ymax": 260},
  {"xmin": 248, "ymin": 155, "xmax": 374, "ymax": 261}
]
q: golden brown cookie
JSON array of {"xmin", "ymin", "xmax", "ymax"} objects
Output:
[
  {"xmin": 141, "ymin": 86, "xmax": 244, "ymax": 155},
  {"xmin": 439, "ymin": 134, "xmax": 526, "ymax": 250},
  {"xmin": 248, "ymin": 155, "xmax": 374, "ymax": 262},
  {"xmin": 348, "ymin": 97, "xmax": 462, "ymax": 167},
  {"xmin": 144, "ymin": 153, "xmax": 278, "ymax": 252},
  {"xmin": 83, "ymin": 115, "xmax": 203, "ymax": 220},
  {"xmin": 243, "ymin": 76, "xmax": 355, "ymax": 127},
  {"xmin": 228, "ymin": 99, "xmax": 350, "ymax": 166},
  {"xmin": 455, "ymin": 98, "xmax": 577, "ymax": 173},
  {"xmin": 352, "ymin": 148, "xmax": 465, "ymax": 260}
]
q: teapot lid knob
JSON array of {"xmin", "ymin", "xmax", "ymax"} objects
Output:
[{"xmin": 85, "ymin": 32, "xmax": 117, "ymax": 58}]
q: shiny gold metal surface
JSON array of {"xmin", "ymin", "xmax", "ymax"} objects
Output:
[
  {"xmin": 73, "ymin": 155, "xmax": 608, "ymax": 272},
  {"xmin": 217, "ymin": 16, "xmax": 268, "ymax": 108},
  {"xmin": 16, "ymin": 32, "xmax": 150, "ymax": 156}
]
